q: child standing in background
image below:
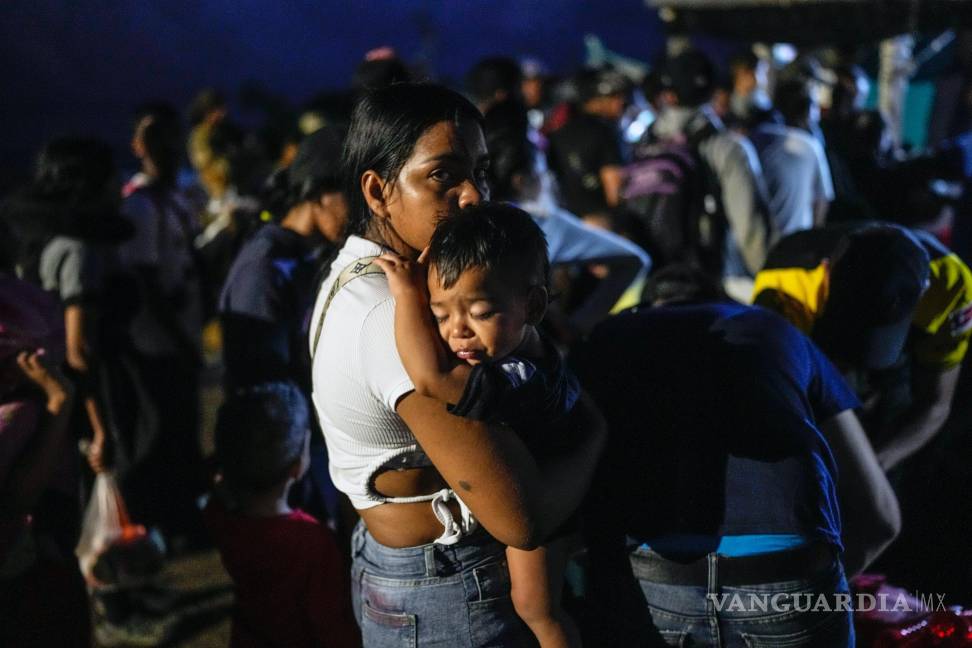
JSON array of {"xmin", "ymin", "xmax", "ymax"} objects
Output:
[
  {"xmin": 205, "ymin": 381, "xmax": 359, "ymax": 648},
  {"xmin": 376, "ymin": 203, "xmax": 584, "ymax": 648}
]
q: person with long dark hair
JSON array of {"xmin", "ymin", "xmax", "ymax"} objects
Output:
[{"xmin": 307, "ymin": 82, "xmax": 605, "ymax": 646}]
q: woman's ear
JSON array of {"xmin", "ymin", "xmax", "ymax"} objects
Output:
[
  {"xmin": 361, "ymin": 170, "xmax": 388, "ymax": 219},
  {"xmin": 526, "ymin": 285, "xmax": 549, "ymax": 325}
]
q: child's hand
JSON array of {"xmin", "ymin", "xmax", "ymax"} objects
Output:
[
  {"xmin": 16, "ymin": 350, "xmax": 73, "ymax": 413},
  {"xmin": 375, "ymin": 252, "xmax": 428, "ymax": 300}
]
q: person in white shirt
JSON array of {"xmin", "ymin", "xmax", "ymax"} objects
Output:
[{"xmin": 750, "ymin": 79, "xmax": 835, "ymax": 241}]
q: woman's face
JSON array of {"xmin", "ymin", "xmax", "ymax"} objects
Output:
[{"xmin": 379, "ymin": 119, "xmax": 490, "ymax": 254}]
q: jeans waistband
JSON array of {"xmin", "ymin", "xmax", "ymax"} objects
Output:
[
  {"xmin": 351, "ymin": 520, "xmax": 505, "ymax": 579},
  {"xmin": 630, "ymin": 541, "xmax": 837, "ymax": 587}
]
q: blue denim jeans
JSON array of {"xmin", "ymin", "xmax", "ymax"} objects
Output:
[
  {"xmin": 350, "ymin": 521, "xmax": 533, "ymax": 647},
  {"xmin": 630, "ymin": 547, "xmax": 855, "ymax": 647}
]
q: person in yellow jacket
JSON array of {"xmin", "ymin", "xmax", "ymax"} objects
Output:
[{"xmin": 753, "ymin": 222, "xmax": 972, "ymax": 470}]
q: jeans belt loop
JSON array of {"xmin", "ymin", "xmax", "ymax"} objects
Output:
[
  {"xmin": 424, "ymin": 544, "xmax": 436, "ymax": 577},
  {"xmin": 707, "ymin": 552, "xmax": 719, "ymax": 594}
]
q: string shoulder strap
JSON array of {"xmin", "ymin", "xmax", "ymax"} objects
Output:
[{"xmin": 310, "ymin": 255, "xmax": 383, "ymax": 358}]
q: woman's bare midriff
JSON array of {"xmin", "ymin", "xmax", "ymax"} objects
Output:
[{"xmin": 358, "ymin": 465, "xmax": 463, "ymax": 548}]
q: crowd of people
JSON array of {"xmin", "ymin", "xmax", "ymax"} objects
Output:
[{"xmin": 1, "ymin": 41, "xmax": 971, "ymax": 648}]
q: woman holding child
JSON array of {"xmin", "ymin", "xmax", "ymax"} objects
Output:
[{"xmin": 308, "ymin": 83, "xmax": 605, "ymax": 646}]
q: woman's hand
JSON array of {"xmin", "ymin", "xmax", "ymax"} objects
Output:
[
  {"xmin": 86, "ymin": 438, "xmax": 107, "ymax": 473},
  {"xmin": 16, "ymin": 350, "xmax": 74, "ymax": 414},
  {"xmin": 374, "ymin": 252, "xmax": 428, "ymax": 301}
]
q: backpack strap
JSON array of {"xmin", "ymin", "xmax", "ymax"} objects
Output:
[{"xmin": 309, "ymin": 255, "xmax": 384, "ymax": 358}]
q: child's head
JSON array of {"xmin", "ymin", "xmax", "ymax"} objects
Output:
[
  {"xmin": 426, "ymin": 202, "xmax": 548, "ymax": 365},
  {"xmin": 214, "ymin": 381, "xmax": 310, "ymax": 504}
]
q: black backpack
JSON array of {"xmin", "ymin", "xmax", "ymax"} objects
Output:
[{"xmin": 620, "ymin": 114, "xmax": 725, "ymax": 274}]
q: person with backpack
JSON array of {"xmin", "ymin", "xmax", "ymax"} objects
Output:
[{"xmin": 621, "ymin": 50, "xmax": 771, "ymax": 299}]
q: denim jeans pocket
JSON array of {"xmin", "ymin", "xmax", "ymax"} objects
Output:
[
  {"xmin": 658, "ymin": 628, "xmax": 688, "ymax": 646},
  {"xmin": 468, "ymin": 559, "xmax": 533, "ymax": 647},
  {"xmin": 361, "ymin": 600, "xmax": 417, "ymax": 648},
  {"xmin": 471, "ymin": 559, "xmax": 512, "ymax": 603},
  {"xmin": 739, "ymin": 608, "xmax": 850, "ymax": 647}
]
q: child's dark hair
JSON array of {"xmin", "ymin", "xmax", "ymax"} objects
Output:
[
  {"xmin": 214, "ymin": 381, "xmax": 309, "ymax": 502},
  {"xmin": 427, "ymin": 202, "xmax": 549, "ymax": 292}
]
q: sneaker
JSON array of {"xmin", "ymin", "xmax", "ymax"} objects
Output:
[{"xmin": 93, "ymin": 614, "xmax": 172, "ymax": 647}]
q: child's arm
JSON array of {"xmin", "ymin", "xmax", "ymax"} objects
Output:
[{"xmin": 375, "ymin": 253, "xmax": 471, "ymax": 404}]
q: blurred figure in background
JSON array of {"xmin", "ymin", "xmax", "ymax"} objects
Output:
[
  {"xmin": 727, "ymin": 48, "xmax": 772, "ymax": 131},
  {"xmin": 2, "ymin": 137, "xmax": 132, "ymax": 477},
  {"xmin": 187, "ymin": 88, "xmax": 230, "ymax": 204},
  {"xmin": 219, "ymin": 126, "xmax": 347, "ymax": 391},
  {"xmin": 487, "ymin": 126, "xmax": 649, "ymax": 339},
  {"xmin": 0, "ymin": 221, "xmax": 89, "ymax": 647},
  {"xmin": 750, "ymin": 78, "xmax": 834, "ymax": 239},
  {"xmin": 547, "ymin": 67, "xmax": 628, "ymax": 220},
  {"xmin": 624, "ymin": 50, "xmax": 769, "ymax": 298},
  {"xmin": 821, "ymin": 64, "xmax": 892, "ymax": 224},
  {"xmin": 466, "ymin": 56, "xmax": 525, "ymax": 117},
  {"xmin": 117, "ymin": 102, "xmax": 207, "ymax": 546}
]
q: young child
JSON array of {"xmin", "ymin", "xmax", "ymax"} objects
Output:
[
  {"xmin": 204, "ymin": 381, "xmax": 360, "ymax": 648},
  {"xmin": 375, "ymin": 202, "xmax": 582, "ymax": 648}
]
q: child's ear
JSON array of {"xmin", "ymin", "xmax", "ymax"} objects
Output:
[
  {"xmin": 361, "ymin": 170, "xmax": 388, "ymax": 219},
  {"xmin": 526, "ymin": 285, "xmax": 548, "ymax": 325}
]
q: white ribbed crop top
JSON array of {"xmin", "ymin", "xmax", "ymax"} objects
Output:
[{"xmin": 308, "ymin": 236, "xmax": 437, "ymax": 510}]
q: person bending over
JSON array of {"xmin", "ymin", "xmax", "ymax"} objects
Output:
[{"xmin": 376, "ymin": 203, "xmax": 583, "ymax": 648}]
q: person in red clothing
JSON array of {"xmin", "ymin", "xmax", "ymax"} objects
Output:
[{"xmin": 205, "ymin": 381, "xmax": 360, "ymax": 648}]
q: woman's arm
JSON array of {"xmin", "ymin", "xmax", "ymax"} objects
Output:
[
  {"xmin": 64, "ymin": 304, "xmax": 108, "ymax": 473},
  {"xmin": 395, "ymin": 389, "xmax": 606, "ymax": 549},
  {"xmin": 375, "ymin": 253, "xmax": 470, "ymax": 404}
]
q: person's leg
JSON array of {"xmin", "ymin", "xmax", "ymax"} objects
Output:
[{"xmin": 507, "ymin": 539, "xmax": 581, "ymax": 647}]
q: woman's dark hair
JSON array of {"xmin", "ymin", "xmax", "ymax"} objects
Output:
[
  {"xmin": 214, "ymin": 381, "xmax": 309, "ymax": 502},
  {"xmin": 426, "ymin": 201, "xmax": 549, "ymax": 292},
  {"xmin": 1, "ymin": 136, "xmax": 131, "ymax": 286},
  {"xmin": 261, "ymin": 126, "xmax": 346, "ymax": 220},
  {"xmin": 342, "ymin": 83, "xmax": 484, "ymax": 237},
  {"xmin": 34, "ymin": 137, "xmax": 115, "ymax": 204},
  {"xmin": 485, "ymin": 130, "xmax": 536, "ymax": 202},
  {"xmin": 134, "ymin": 102, "xmax": 183, "ymax": 183}
]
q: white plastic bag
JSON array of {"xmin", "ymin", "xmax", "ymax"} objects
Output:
[{"xmin": 75, "ymin": 472, "xmax": 132, "ymax": 583}]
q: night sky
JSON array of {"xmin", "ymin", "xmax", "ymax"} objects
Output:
[{"xmin": 0, "ymin": 0, "xmax": 666, "ymax": 188}]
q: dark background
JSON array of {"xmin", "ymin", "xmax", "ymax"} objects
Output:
[{"xmin": 0, "ymin": 0, "xmax": 667, "ymax": 188}]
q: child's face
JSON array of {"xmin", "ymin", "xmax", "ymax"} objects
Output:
[{"xmin": 428, "ymin": 266, "xmax": 532, "ymax": 365}]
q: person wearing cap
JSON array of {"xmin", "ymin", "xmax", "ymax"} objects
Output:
[
  {"xmin": 649, "ymin": 49, "xmax": 771, "ymax": 299},
  {"xmin": 219, "ymin": 126, "xmax": 348, "ymax": 392},
  {"xmin": 753, "ymin": 223, "xmax": 972, "ymax": 470},
  {"xmin": 546, "ymin": 67, "xmax": 628, "ymax": 219},
  {"xmin": 574, "ymin": 264, "xmax": 898, "ymax": 647}
]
